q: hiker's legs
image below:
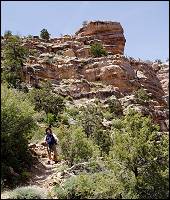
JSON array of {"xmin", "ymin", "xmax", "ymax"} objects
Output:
[
  {"xmin": 47, "ymin": 147, "xmax": 52, "ymax": 160},
  {"xmin": 51, "ymin": 145, "xmax": 58, "ymax": 162}
]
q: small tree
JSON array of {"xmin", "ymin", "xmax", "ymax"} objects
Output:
[
  {"xmin": 78, "ymin": 104, "xmax": 112, "ymax": 156},
  {"xmin": 109, "ymin": 109, "xmax": 169, "ymax": 199},
  {"xmin": 56, "ymin": 125, "xmax": 99, "ymax": 166},
  {"xmin": 107, "ymin": 96, "xmax": 123, "ymax": 116},
  {"xmin": 4, "ymin": 30, "xmax": 12, "ymax": 38},
  {"xmin": 82, "ymin": 20, "xmax": 88, "ymax": 27},
  {"xmin": 90, "ymin": 43, "xmax": 108, "ymax": 57},
  {"xmin": 1, "ymin": 85, "xmax": 36, "ymax": 186},
  {"xmin": 2, "ymin": 35, "xmax": 29, "ymax": 88},
  {"xmin": 40, "ymin": 28, "xmax": 50, "ymax": 40},
  {"xmin": 134, "ymin": 88, "xmax": 150, "ymax": 104},
  {"xmin": 155, "ymin": 59, "xmax": 162, "ymax": 64},
  {"xmin": 29, "ymin": 87, "xmax": 65, "ymax": 116}
]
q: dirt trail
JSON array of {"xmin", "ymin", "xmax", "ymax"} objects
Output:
[
  {"xmin": 27, "ymin": 144, "xmax": 64, "ymax": 198},
  {"xmin": 1, "ymin": 143, "xmax": 66, "ymax": 199}
]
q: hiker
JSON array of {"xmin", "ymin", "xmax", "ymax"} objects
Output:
[{"xmin": 44, "ymin": 127, "xmax": 59, "ymax": 164}]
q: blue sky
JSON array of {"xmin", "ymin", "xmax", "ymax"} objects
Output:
[{"xmin": 1, "ymin": 1, "xmax": 169, "ymax": 61}]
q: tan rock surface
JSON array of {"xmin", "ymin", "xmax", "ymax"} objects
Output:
[{"xmin": 75, "ymin": 21, "xmax": 126, "ymax": 55}]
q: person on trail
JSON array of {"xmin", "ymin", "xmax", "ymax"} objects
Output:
[{"xmin": 44, "ymin": 127, "xmax": 59, "ymax": 164}]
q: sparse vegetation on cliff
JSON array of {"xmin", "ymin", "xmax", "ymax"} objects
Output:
[
  {"xmin": 40, "ymin": 28, "xmax": 50, "ymax": 40},
  {"xmin": 90, "ymin": 43, "xmax": 108, "ymax": 57}
]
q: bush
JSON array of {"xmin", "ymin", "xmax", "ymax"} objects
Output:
[
  {"xmin": 55, "ymin": 125, "xmax": 100, "ymax": 166},
  {"xmin": 1, "ymin": 85, "xmax": 37, "ymax": 186},
  {"xmin": 107, "ymin": 96, "xmax": 123, "ymax": 116},
  {"xmin": 64, "ymin": 95, "xmax": 73, "ymax": 102},
  {"xmin": 54, "ymin": 172, "xmax": 122, "ymax": 199},
  {"xmin": 40, "ymin": 29, "xmax": 50, "ymax": 40},
  {"xmin": 78, "ymin": 104, "xmax": 104, "ymax": 138},
  {"xmin": 30, "ymin": 126, "xmax": 46, "ymax": 143},
  {"xmin": 90, "ymin": 43, "xmax": 108, "ymax": 57},
  {"xmin": 78, "ymin": 104, "xmax": 112, "ymax": 156},
  {"xmin": 5, "ymin": 186, "xmax": 47, "ymax": 199},
  {"xmin": 28, "ymin": 88, "xmax": 65, "ymax": 115},
  {"xmin": 134, "ymin": 88, "xmax": 150, "ymax": 104},
  {"xmin": 2, "ymin": 35, "xmax": 29, "ymax": 88},
  {"xmin": 43, "ymin": 113, "xmax": 57, "ymax": 126},
  {"xmin": 103, "ymin": 110, "xmax": 114, "ymax": 121},
  {"xmin": 4, "ymin": 30, "xmax": 12, "ymax": 38},
  {"xmin": 109, "ymin": 109, "xmax": 169, "ymax": 199}
]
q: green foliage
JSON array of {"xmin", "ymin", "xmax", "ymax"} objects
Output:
[
  {"xmin": 30, "ymin": 126, "xmax": 46, "ymax": 143},
  {"xmin": 103, "ymin": 110, "xmax": 114, "ymax": 121},
  {"xmin": 134, "ymin": 88, "xmax": 150, "ymax": 104},
  {"xmin": 107, "ymin": 96, "xmax": 123, "ymax": 116},
  {"xmin": 1, "ymin": 85, "xmax": 37, "ymax": 185},
  {"xmin": 54, "ymin": 172, "xmax": 123, "ymax": 199},
  {"xmin": 58, "ymin": 113, "xmax": 70, "ymax": 126},
  {"xmin": 64, "ymin": 95, "xmax": 74, "ymax": 102},
  {"xmin": 44, "ymin": 113, "xmax": 57, "ymax": 126},
  {"xmin": 4, "ymin": 30, "xmax": 12, "ymax": 38},
  {"xmin": 55, "ymin": 125, "xmax": 100, "ymax": 166},
  {"xmin": 78, "ymin": 104, "xmax": 104, "ymax": 138},
  {"xmin": 28, "ymin": 87, "xmax": 65, "ymax": 116},
  {"xmin": 78, "ymin": 104, "xmax": 112, "ymax": 156},
  {"xmin": 90, "ymin": 43, "xmax": 108, "ymax": 57},
  {"xmin": 2, "ymin": 35, "xmax": 29, "ymax": 88},
  {"xmin": 108, "ymin": 109, "xmax": 169, "ymax": 199},
  {"xmin": 65, "ymin": 106, "xmax": 79, "ymax": 119},
  {"xmin": 7, "ymin": 186, "xmax": 47, "ymax": 199},
  {"xmin": 40, "ymin": 28, "xmax": 50, "ymax": 40},
  {"xmin": 27, "ymin": 35, "xmax": 33, "ymax": 39},
  {"xmin": 155, "ymin": 59, "xmax": 162, "ymax": 64}
]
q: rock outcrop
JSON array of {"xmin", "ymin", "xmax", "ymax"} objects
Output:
[
  {"xmin": 1, "ymin": 21, "xmax": 169, "ymax": 131},
  {"xmin": 75, "ymin": 21, "xmax": 126, "ymax": 55}
]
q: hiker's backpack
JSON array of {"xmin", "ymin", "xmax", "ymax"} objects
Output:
[{"xmin": 46, "ymin": 134, "xmax": 57, "ymax": 146}]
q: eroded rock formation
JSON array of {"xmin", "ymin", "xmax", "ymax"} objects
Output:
[
  {"xmin": 1, "ymin": 21, "xmax": 169, "ymax": 131},
  {"xmin": 75, "ymin": 21, "xmax": 126, "ymax": 55}
]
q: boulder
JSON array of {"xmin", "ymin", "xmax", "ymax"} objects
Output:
[
  {"xmin": 76, "ymin": 46, "xmax": 91, "ymax": 58},
  {"xmin": 63, "ymin": 49, "xmax": 75, "ymax": 57}
]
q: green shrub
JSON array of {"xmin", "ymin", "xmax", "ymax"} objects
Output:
[
  {"xmin": 30, "ymin": 126, "xmax": 46, "ymax": 143},
  {"xmin": 55, "ymin": 125, "xmax": 100, "ymax": 166},
  {"xmin": 64, "ymin": 95, "xmax": 73, "ymax": 102},
  {"xmin": 2, "ymin": 35, "xmax": 29, "ymax": 88},
  {"xmin": 90, "ymin": 43, "xmax": 108, "ymax": 57},
  {"xmin": 58, "ymin": 113, "xmax": 69, "ymax": 125},
  {"xmin": 103, "ymin": 110, "xmax": 114, "ymax": 121},
  {"xmin": 108, "ymin": 109, "xmax": 169, "ymax": 199},
  {"xmin": 44, "ymin": 113, "xmax": 57, "ymax": 126},
  {"xmin": 1, "ymin": 85, "xmax": 37, "ymax": 185},
  {"xmin": 107, "ymin": 96, "xmax": 123, "ymax": 116},
  {"xmin": 27, "ymin": 35, "xmax": 33, "ymax": 39},
  {"xmin": 28, "ymin": 88, "xmax": 65, "ymax": 115},
  {"xmin": 4, "ymin": 30, "xmax": 12, "ymax": 38},
  {"xmin": 7, "ymin": 186, "xmax": 47, "ymax": 199},
  {"xmin": 134, "ymin": 88, "xmax": 150, "ymax": 104},
  {"xmin": 54, "ymin": 172, "xmax": 122, "ymax": 199},
  {"xmin": 65, "ymin": 107, "xmax": 79, "ymax": 119},
  {"xmin": 78, "ymin": 104, "xmax": 104, "ymax": 138},
  {"xmin": 40, "ymin": 28, "xmax": 50, "ymax": 40},
  {"xmin": 78, "ymin": 104, "xmax": 112, "ymax": 156}
]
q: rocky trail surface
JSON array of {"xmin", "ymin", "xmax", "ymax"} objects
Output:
[{"xmin": 27, "ymin": 143, "xmax": 66, "ymax": 198}]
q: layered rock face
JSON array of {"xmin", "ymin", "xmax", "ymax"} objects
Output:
[
  {"xmin": 2, "ymin": 21, "xmax": 169, "ymax": 131},
  {"xmin": 75, "ymin": 21, "xmax": 126, "ymax": 55}
]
